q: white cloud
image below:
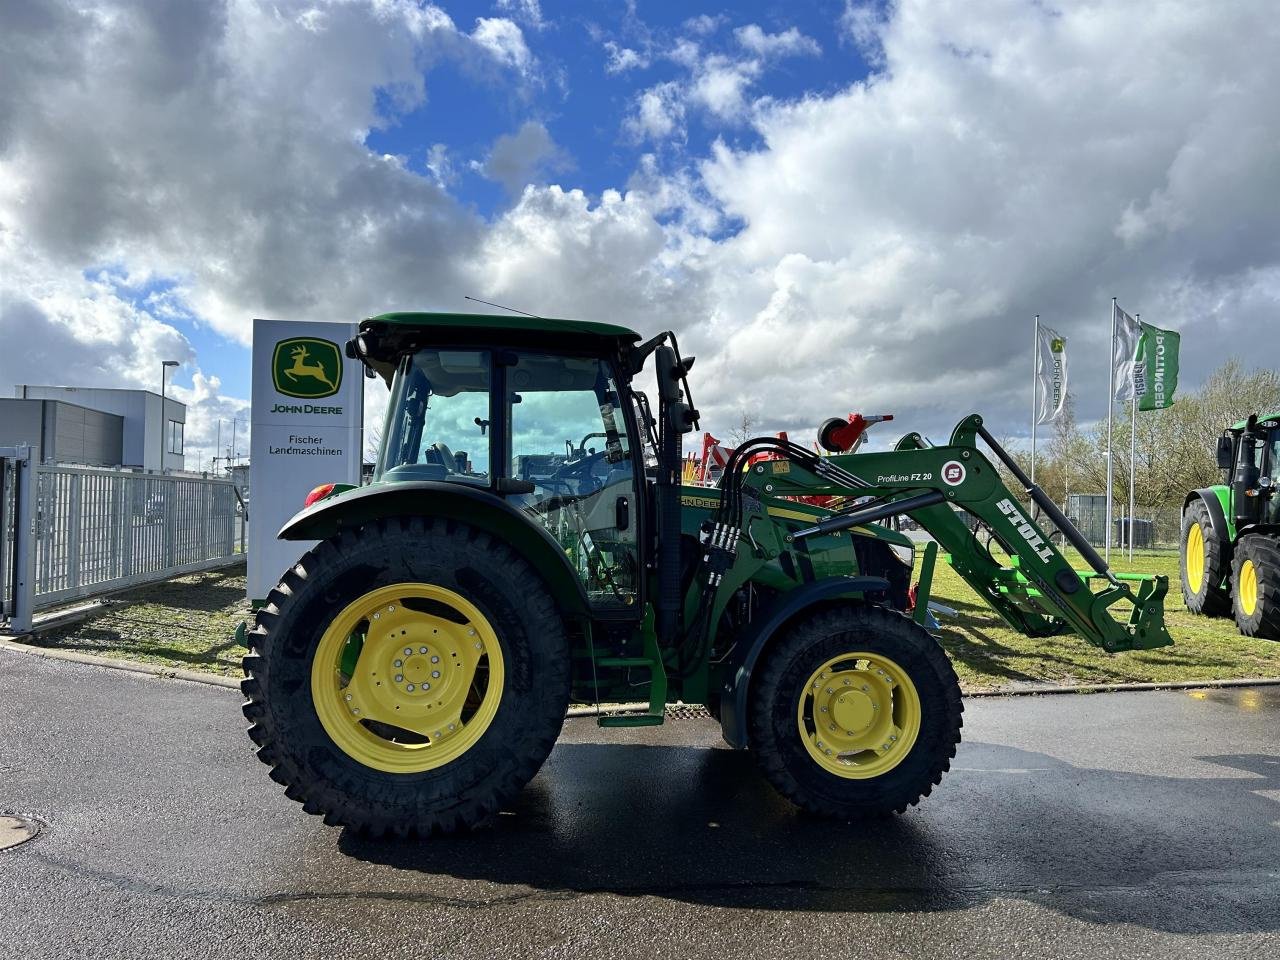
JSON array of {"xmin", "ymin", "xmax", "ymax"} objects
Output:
[
  {"xmin": 734, "ymin": 24, "xmax": 820, "ymax": 59},
  {"xmin": 682, "ymin": 14, "xmax": 727, "ymax": 37},
  {"xmin": 495, "ymin": 0, "xmax": 544, "ymax": 31},
  {"xmin": 470, "ymin": 17, "xmax": 534, "ymax": 76},
  {"xmin": 603, "ymin": 40, "xmax": 648, "ymax": 73},
  {"xmin": 689, "ymin": 56, "xmax": 760, "ymax": 121},
  {"xmin": 425, "ymin": 143, "xmax": 456, "ymax": 187},
  {"xmin": 624, "ymin": 82, "xmax": 687, "ymax": 143},
  {"xmin": 480, "ymin": 121, "xmax": 572, "ymax": 195}
]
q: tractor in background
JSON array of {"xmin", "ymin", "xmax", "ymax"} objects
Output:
[{"xmin": 1181, "ymin": 412, "xmax": 1280, "ymax": 638}]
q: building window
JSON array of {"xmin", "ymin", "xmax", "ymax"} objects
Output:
[{"xmin": 167, "ymin": 420, "xmax": 184, "ymax": 455}]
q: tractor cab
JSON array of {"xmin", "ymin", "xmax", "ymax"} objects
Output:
[
  {"xmin": 1218, "ymin": 413, "xmax": 1280, "ymax": 531},
  {"xmin": 347, "ymin": 312, "xmax": 698, "ymax": 617}
]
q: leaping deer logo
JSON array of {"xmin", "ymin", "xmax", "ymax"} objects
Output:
[{"xmin": 284, "ymin": 345, "xmax": 336, "ymax": 391}]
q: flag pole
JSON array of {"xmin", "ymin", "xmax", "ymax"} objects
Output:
[
  {"xmin": 1129, "ymin": 313, "xmax": 1140, "ymax": 560},
  {"xmin": 1105, "ymin": 298, "xmax": 1116, "ymax": 563},
  {"xmin": 1031, "ymin": 314, "xmax": 1039, "ymax": 489}
]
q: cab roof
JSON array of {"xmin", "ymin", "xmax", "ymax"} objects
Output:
[
  {"xmin": 365, "ymin": 311, "xmax": 640, "ymax": 343},
  {"xmin": 1232, "ymin": 412, "xmax": 1280, "ymax": 431}
]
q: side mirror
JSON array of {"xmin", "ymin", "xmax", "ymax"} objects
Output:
[
  {"xmin": 1216, "ymin": 435, "xmax": 1234, "ymax": 471},
  {"xmin": 655, "ymin": 344, "xmax": 695, "ymax": 436}
]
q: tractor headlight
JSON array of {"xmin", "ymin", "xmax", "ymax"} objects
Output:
[{"xmin": 889, "ymin": 542, "xmax": 915, "ymax": 568}]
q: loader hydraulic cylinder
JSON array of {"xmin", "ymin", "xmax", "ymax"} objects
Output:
[{"xmin": 788, "ymin": 491, "xmax": 947, "ymax": 541}]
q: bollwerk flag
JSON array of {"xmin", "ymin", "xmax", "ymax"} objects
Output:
[
  {"xmin": 1134, "ymin": 323, "xmax": 1180, "ymax": 411},
  {"xmin": 1035, "ymin": 324, "xmax": 1068, "ymax": 423},
  {"xmin": 1113, "ymin": 304, "xmax": 1143, "ymax": 401}
]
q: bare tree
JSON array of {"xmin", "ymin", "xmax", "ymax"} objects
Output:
[{"xmin": 727, "ymin": 410, "xmax": 759, "ymax": 446}]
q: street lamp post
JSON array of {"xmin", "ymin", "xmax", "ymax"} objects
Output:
[{"xmin": 160, "ymin": 360, "xmax": 179, "ymax": 474}]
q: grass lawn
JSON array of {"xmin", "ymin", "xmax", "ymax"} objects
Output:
[
  {"xmin": 927, "ymin": 546, "xmax": 1280, "ymax": 689},
  {"xmin": 13, "ymin": 550, "xmax": 1280, "ymax": 692},
  {"xmin": 24, "ymin": 564, "xmax": 251, "ymax": 677}
]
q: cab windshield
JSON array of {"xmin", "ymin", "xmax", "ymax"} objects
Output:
[{"xmin": 375, "ymin": 349, "xmax": 491, "ymax": 486}]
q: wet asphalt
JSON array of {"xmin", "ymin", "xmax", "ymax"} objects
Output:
[{"xmin": 2, "ymin": 650, "xmax": 1279, "ymax": 959}]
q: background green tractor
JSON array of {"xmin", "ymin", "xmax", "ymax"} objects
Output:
[
  {"xmin": 242, "ymin": 312, "xmax": 1171, "ymax": 837},
  {"xmin": 1181, "ymin": 413, "xmax": 1280, "ymax": 639}
]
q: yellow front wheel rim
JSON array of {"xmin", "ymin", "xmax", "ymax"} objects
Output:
[
  {"xmin": 1185, "ymin": 523, "xmax": 1206, "ymax": 593},
  {"xmin": 797, "ymin": 652, "xmax": 922, "ymax": 779},
  {"xmin": 310, "ymin": 583, "xmax": 504, "ymax": 774},
  {"xmin": 1240, "ymin": 559, "xmax": 1259, "ymax": 616}
]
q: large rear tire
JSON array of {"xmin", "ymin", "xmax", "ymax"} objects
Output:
[
  {"xmin": 1181, "ymin": 499, "xmax": 1231, "ymax": 616},
  {"xmin": 1232, "ymin": 535, "xmax": 1280, "ymax": 641},
  {"xmin": 749, "ymin": 604, "xmax": 963, "ymax": 818},
  {"xmin": 241, "ymin": 517, "xmax": 571, "ymax": 836}
]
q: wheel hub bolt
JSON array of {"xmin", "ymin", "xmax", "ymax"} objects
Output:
[
  {"xmin": 420, "ymin": 647, "xmax": 428, "ymax": 654},
  {"xmin": 395, "ymin": 674, "xmax": 404, "ymax": 682},
  {"xmin": 431, "ymin": 656, "xmax": 440, "ymax": 664},
  {"xmin": 404, "ymin": 647, "xmax": 412, "ymax": 656},
  {"xmin": 407, "ymin": 683, "xmax": 415, "ymax": 692},
  {"xmin": 431, "ymin": 671, "xmax": 440, "ymax": 679},
  {"xmin": 394, "ymin": 659, "xmax": 403, "ymax": 668}
]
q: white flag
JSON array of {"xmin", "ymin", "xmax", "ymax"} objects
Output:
[
  {"xmin": 1113, "ymin": 304, "xmax": 1142, "ymax": 401},
  {"xmin": 1036, "ymin": 324, "xmax": 1068, "ymax": 424}
]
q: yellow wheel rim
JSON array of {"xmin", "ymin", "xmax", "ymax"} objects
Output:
[
  {"xmin": 1240, "ymin": 559, "xmax": 1259, "ymax": 616},
  {"xmin": 1185, "ymin": 523, "xmax": 1205, "ymax": 593},
  {"xmin": 310, "ymin": 583, "xmax": 504, "ymax": 774},
  {"xmin": 797, "ymin": 652, "xmax": 922, "ymax": 779}
]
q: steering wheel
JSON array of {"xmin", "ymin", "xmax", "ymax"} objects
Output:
[{"xmin": 548, "ymin": 447, "xmax": 608, "ymax": 489}]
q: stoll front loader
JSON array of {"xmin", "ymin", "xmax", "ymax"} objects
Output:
[
  {"xmin": 1181, "ymin": 412, "xmax": 1280, "ymax": 638},
  {"xmin": 242, "ymin": 313, "xmax": 1172, "ymax": 836}
]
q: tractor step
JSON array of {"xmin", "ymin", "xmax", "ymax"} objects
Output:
[
  {"xmin": 596, "ymin": 656, "xmax": 657, "ymax": 669},
  {"xmin": 597, "ymin": 713, "xmax": 665, "ymax": 728}
]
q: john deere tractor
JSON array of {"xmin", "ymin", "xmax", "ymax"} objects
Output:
[
  {"xmin": 1181, "ymin": 413, "xmax": 1280, "ymax": 639},
  {"xmin": 242, "ymin": 312, "xmax": 1172, "ymax": 835}
]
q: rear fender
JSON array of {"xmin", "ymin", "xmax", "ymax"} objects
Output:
[
  {"xmin": 278, "ymin": 481, "xmax": 591, "ymax": 617},
  {"xmin": 1184, "ymin": 487, "xmax": 1234, "ymax": 569},
  {"xmin": 718, "ymin": 575, "xmax": 891, "ymax": 749}
]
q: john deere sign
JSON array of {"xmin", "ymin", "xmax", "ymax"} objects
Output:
[
  {"xmin": 272, "ymin": 337, "xmax": 342, "ymax": 399},
  {"xmin": 250, "ymin": 320, "xmax": 363, "ymax": 602}
]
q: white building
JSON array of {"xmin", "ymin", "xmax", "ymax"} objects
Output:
[{"xmin": 12, "ymin": 385, "xmax": 186, "ymax": 472}]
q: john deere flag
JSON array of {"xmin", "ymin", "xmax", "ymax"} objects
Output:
[
  {"xmin": 1035, "ymin": 324, "xmax": 1068, "ymax": 423},
  {"xmin": 1133, "ymin": 323, "xmax": 1180, "ymax": 411},
  {"xmin": 1113, "ymin": 304, "xmax": 1143, "ymax": 401}
]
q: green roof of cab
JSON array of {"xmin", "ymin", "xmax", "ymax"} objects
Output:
[
  {"xmin": 366, "ymin": 311, "xmax": 641, "ymax": 342},
  {"xmin": 1231, "ymin": 412, "xmax": 1280, "ymax": 431}
]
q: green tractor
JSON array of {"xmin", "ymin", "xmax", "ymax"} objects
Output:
[
  {"xmin": 1181, "ymin": 412, "xmax": 1280, "ymax": 639},
  {"xmin": 242, "ymin": 312, "xmax": 1172, "ymax": 836}
]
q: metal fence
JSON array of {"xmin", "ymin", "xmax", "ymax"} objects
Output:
[
  {"xmin": 1064, "ymin": 493, "xmax": 1182, "ymax": 550},
  {"xmin": 1, "ymin": 447, "xmax": 244, "ymax": 632}
]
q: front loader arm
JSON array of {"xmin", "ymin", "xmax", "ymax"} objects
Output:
[{"xmin": 746, "ymin": 414, "xmax": 1171, "ymax": 652}]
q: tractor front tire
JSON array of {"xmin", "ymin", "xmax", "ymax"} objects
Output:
[
  {"xmin": 749, "ymin": 604, "xmax": 963, "ymax": 818},
  {"xmin": 1181, "ymin": 499, "xmax": 1231, "ymax": 617},
  {"xmin": 241, "ymin": 517, "xmax": 571, "ymax": 836},
  {"xmin": 1232, "ymin": 535, "xmax": 1280, "ymax": 641}
]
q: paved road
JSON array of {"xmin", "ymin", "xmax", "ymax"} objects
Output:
[{"xmin": 2, "ymin": 650, "xmax": 1279, "ymax": 959}]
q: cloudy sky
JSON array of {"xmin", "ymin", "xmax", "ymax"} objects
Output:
[{"xmin": 2, "ymin": 0, "xmax": 1277, "ymax": 468}]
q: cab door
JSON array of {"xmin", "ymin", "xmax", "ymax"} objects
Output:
[{"xmin": 503, "ymin": 352, "xmax": 642, "ymax": 611}]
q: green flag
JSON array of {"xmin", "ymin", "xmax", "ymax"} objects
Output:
[{"xmin": 1134, "ymin": 323, "xmax": 1180, "ymax": 411}]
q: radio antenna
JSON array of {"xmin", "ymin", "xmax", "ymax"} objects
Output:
[{"xmin": 464, "ymin": 295, "xmax": 542, "ymax": 319}]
